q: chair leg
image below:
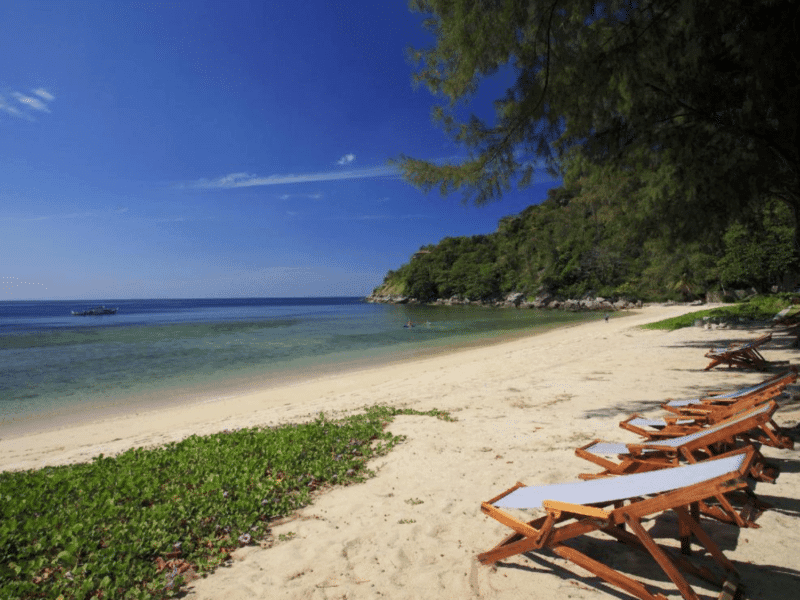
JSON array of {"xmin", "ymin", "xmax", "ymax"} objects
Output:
[
  {"xmin": 672, "ymin": 506, "xmax": 737, "ymax": 575},
  {"xmin": 678, "ymin": 506, "xmax": 693, "ymax": 555},
  {"xmin": 550, "ymin": 543, "xmax": 666, "ymax": 600},
  {"xmin": 623, "ymin": 514, "xmax": 702, "ymax": 600},
  {"xmin": 602, "ymin": 522, "xmax": 725, "ymax": 588}
]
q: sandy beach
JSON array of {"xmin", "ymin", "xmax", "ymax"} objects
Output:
[{"xmin": 3, "ymin": 304, "xmax": 799, "ymax": 599}]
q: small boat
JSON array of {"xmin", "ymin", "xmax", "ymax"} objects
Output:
[{"xmin": 71, "ymin": 305, "xmax": 118, "ymax": 316}]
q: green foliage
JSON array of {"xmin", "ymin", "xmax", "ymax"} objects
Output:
[
  {"xmin": 378, "ymin": 170, "xmax": 798, "ymax": 301},
  {"xmin": 0, "ymin": 406, "xmax": 452, "ymax": 599},
  {"xmin": 402, "ymin": 235, "xmax": 502, "ymax": 301},
  {"xmin": 719, "ymin": 199, "xmax": 799, "ymax": 289},
  {"xmin": 401, "ymin": 0, "xmax": 799, "ymax": 239},
  {"xmin": 642, "ymin": 295, "xmax": 794, "ymax": 330}
]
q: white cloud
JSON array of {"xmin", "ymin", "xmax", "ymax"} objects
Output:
[
  {"xmin": 0, "ymin": 95, "xmax": 32, "ymax": 120},
  {"xmin": 204, "ymin": 172, "xmax": 256, "ymax": 187},
  {"xmin": 184, "ymin": 156, "xmax": 555, "ymax": 192},
  {"xmin": 33, "ymin": 88, "xmax": 55, "ymax": 101},
  {"xmin": 0, "ymin": 87, "xmax": 55, "ymax": 120},
  {"xmin": 6, "ymin": 207, "xmax": 129, "ymax": 222},
  {"xmin": 188, "ymin": 165, "xmax": 399, "ymax": 189},
  {"xmin": 352, "ymin": 214, "xmax": 428, "ymax": 221},
  {"xmin": 13, "ymin": 92, "xmax": 50, "ymax": 113},
  {"xmin": 279, "ymin": 192, "xmax": 323, "ymax": 200},
  {"xmin": 337, "ymin": 153, "xmax": 356, "ymax": 165}
]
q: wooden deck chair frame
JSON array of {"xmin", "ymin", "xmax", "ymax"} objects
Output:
[
  {"xmin": 620, "ymin": 414, "xmax": 702, "ymax": 439},
  {"xmin": 478, "ymin": 448, "xmax": 756, "ymax": 600},
  {"xmin": 660, "ymin": 367, "xmax": 796, "ymax": 419},
  {"xmin": 575, "ymin": 402, "xmax": 785, "ymax": 525},
  {"xmin": 704, "ymin": 332, "xmax": 772, "ymax": 370},
  {"xmin": 620, "ymin": 408, "xmax": 793, "ymax": 450},
  {"xmin": 578, "ymin": 401, "xmax": 785, "ymax": 478}
]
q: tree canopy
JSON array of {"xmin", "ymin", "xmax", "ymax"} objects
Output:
[
  {"xmin": 376, "ymin": 184, "xmax": 798, "ymax": 302},
  {"xmin": 399, "ymin": 0, "xmax": 799, "ymax": 232}
]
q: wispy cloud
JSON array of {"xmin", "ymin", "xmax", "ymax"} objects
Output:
[
  {"xmin": 337, "ymin": 153, "xmax": 356, "ymax": 165},
  {"xmin": 350, "ymin": 214, "xmax": 428, "ymax": 222},
  {"xmin": 283, "ymin": 210, "xmax": 427, "ymax": 222},
  {"xmin": 155, "ymin": 216, "xmax": 193, "ymax": 223},
  {"xmin": 33, "ymin": 88, "xmax": 55, "ymax": 101},
  {"xmin": 279, "ymin": 192, "xmax": 323, "ymax": 201},
  {"xmin": 187, "ymin": 165, "xmax": 399, "ymax": 189},
  {"xmin": 13, "ymin": 92, "xmax": 50, "ymax": 113},
  {"xmin": 0, "ymin": 87, "xmax": 55, "ymax": 120},
  {"xmin": 184, "ymin": 156, "xmax": 555, "ymax": 191},
  {"xmin": 4, "ymin": 207, "xmax": 128, "ymax": 223},
  {"xmin": 0, "ymin": 95, "xmax": 32, "ymax": 120}
]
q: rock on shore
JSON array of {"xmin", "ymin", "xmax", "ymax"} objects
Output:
[{"xmin": 364, "ymin": 291, "xmax": 643, "ymax": 311}]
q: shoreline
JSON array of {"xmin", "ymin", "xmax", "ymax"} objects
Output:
[
  {"xmin": 0, "ymin": 315, "xmax": 602, "ymax": 472},
  {"xmin": 3, "ymin": 303, "xmax": 800, "ymax": 599},
  {"xmin": 0, "ymin": 309, "xmax": 596, "ymax": 442},
  {"xmin": 0, "ymin": 302, "xmax": 778, "ymax": 471}
]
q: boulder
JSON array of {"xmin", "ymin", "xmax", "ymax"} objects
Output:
[
  {"xmin": 705, "ymin": 290, "xmax": 735, "ymax": 303},
  {"xmin": 505, "ymin": 292, "xmax": 525, "ymax": 306}
]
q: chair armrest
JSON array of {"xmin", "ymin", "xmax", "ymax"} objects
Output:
[{"xmin": 542, "ymin": 500, "xmax": 610, "ymax": 520}]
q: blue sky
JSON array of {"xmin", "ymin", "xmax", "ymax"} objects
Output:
[{"xmin": 1, "ymin": 0, "xmax": 558, "ymax": 300}]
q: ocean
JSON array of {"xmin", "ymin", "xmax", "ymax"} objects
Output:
[{"xmin": 0, "ymin": 297, "xmax": 595, "ymax": 435}]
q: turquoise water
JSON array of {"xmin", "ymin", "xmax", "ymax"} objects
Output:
[{"xmin": 0, "ymin": 298, "xmax": 595, "ymax": 433}]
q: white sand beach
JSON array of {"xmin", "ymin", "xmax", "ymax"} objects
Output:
[{"xmin": 2, "ymin": 304, "xmax": 799, "ymax": 599}]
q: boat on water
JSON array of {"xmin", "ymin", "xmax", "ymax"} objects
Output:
[{"xmin": 71, "ymin": 305, "xmax": 118, "ymax": 316}]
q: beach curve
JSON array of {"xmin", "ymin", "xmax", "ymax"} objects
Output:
[{"xmin": 3, "ymin": 304, "xmax": 799, "ymax": 599}]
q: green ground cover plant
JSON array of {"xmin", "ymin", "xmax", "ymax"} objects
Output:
[
  {"xmin": 0, "ymin": 406, "xmax": 453, "ymax": 599},
  {"xmin": 641, "ymin": 296, "xmax": 797, "ymax": 331}
]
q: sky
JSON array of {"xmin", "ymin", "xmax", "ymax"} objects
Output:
[{"xmin": 1, "ymin": 0, "xmax": 558, "ymax": 300}]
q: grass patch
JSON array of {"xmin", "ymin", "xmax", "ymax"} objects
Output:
[
  {"xmin": 0, "ymin": 406, "xmax": 453, "ymax": 599},
  {"xmin": 642, "ymin": 295, "xmax": 797, "ymax": 331}
]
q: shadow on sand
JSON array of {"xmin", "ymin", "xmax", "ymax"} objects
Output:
[{"xmin": 489, "ymin": 508, "xmax": 800, "ymax": 599}]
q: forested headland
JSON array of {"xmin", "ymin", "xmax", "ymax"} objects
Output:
[
  {"xmin": 370, "ymin": 174, "xmax": 799, "ymax": 304},
  {"xmin": 376, "ymin": 0, "xmax": 800, "ymax": 306}
]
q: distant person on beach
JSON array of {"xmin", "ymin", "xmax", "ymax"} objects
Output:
[{"xmin": 604, "ymin": 313, "xmax": 609, "ymax": 322}]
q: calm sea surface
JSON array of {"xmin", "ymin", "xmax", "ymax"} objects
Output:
[{"xmin": 0, "ymin": 298, "xmax": 595, "ymax": 434}]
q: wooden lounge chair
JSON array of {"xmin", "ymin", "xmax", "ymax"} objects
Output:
[
  {"xmin": 620, "ymin": 404, "xmax": 793, "ymax": 449},
  {"xmin": 620, "ymin": 414, "xmax": 704, "ymax": 439},
  {"xmin": 478, "ymin": 448, "xmax": 756, "ymax": 600},
  {"xmin": 660, "ymin": 367, "xmax": 796, "ymax": 419},
  {"xmin": 576, "ymin": 402, "xmax": 788, "ymax": 489},
  {"xmin": 703, "ymin": 332, "xmax": 772, "ymax": 370},
  {"xmin": 771, "ymin": 306, "xmax": 800, "ymax": 327}
]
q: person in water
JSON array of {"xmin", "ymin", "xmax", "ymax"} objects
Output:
[{"xmin": 406, "ymin": 320, "xmax": 414, "ymax": 328}]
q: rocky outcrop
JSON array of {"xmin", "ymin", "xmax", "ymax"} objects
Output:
[
  {"xmin": 364, "ymin": 291, "xmax": 644, "ymax": 311},
  {"xmin": 365, "ymin": 294, "xmax": 417, "ymax": 305}
]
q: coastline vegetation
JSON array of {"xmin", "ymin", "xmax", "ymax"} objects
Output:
[
  {"xmin": 641, "ymin": 295, "xmax": 796, "ymax": 331},
  {"xmin": 386, "ymin": 2, "xmax": 798, "ymax": 307},
  {"xmin": 374, "ymin": 188, "xmax": 798, "ymax": 303},
  {"xmin": 0, "ymin": 406, "xmax": 454, "ymax": 599}
]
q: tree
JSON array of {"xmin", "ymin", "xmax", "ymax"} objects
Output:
[
  {"xmin": 399, "ymin": 0, "xmax": 799, "ymax": 234},
  {"xmin": 719, "ymin": 199, "xmax": 798, "ymax": 290}
]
